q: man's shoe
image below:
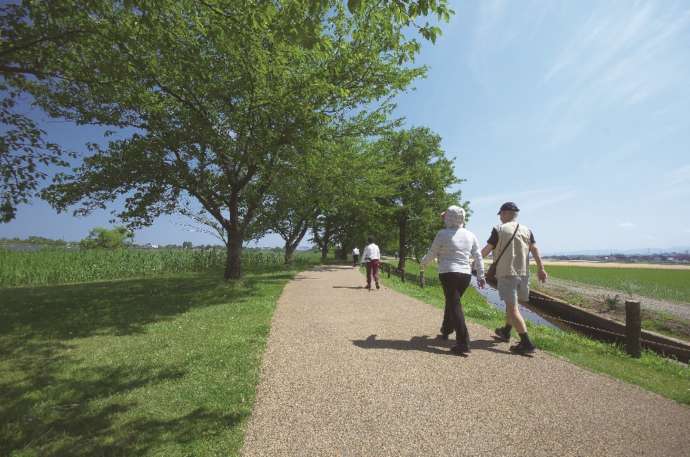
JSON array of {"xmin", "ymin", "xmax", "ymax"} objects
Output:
[
  {"xmin": 509, "ymin": 341, "xmax": 536, "ymax": 354},
  {"xmin": 375, "ymin": 282, "xmax": 380, "ymax": 289},
  {"xmin": 437, "ymin": 333, "xmax": 449, "ymax": 341},
  {"xmin": 494, "ymin": 326, "xmax": 510, "ymax": 341}
]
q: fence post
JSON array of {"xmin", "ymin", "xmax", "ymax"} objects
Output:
[
  {"xmin": 625, "ymin": 300, "xmax": 641, "ymax": 358},
  {"xmin": 386, "ymin": 263, "xmax": 391, "ymax": 278},
  {"xmin": 419, "ymin": 270, "xmax": 425, "ymax": 288}
]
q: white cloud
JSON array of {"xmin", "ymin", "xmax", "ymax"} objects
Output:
[
  {"xmin": 618, "ymin": 222, "xmax": 636, "ymax": 229},
  {"xmin": 666, "ymin": 164, "xmax": 690, "ymax": 187},
  {"xmin": 469, "ymin": 188, "xmax": 577, "ymax": 211},
  {"xmin": 537, "ymin": 1, "xmax": 690, "ymax": 148}
]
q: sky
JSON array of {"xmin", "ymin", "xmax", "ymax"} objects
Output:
[{"xmin": 2, "ymin": 0, "xmax": 690, "ymax": 254}]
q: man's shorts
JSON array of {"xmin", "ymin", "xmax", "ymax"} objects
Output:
[{"xmin": 497, "ymin": 276, "xmax": 530, "ymax": 305}]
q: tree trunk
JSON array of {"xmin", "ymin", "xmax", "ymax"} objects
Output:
[
  {"xmin": 284, "ymin": 244, "xmax": 296, "ymax": 264},
  {"xmin": 336, "ymin": 246, "xmax": 348, "ymax": 260},
  {"xmin": 397, "ymin": 217, "xmax": 407, "ymax": 271},
  {"xmin": 224, "ymin": 225, "xmax": 242, "ymax": 279}
]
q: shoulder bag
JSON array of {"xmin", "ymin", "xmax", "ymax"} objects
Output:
[{"xmin": 485, "ymin": 224, "xmax": 520, "ymax": 282}]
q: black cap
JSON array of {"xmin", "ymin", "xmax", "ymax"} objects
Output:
[{"xmin": 497, "ymin": 202, "xmax": 519, "ymax": 214}]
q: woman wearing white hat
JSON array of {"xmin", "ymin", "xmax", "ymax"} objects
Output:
[{"xmin": 421, "ymin": 206, "xmax": 485, "ymax": 354}]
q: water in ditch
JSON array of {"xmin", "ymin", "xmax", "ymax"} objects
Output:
[{"xmin": 470, "ymin": 277, "xmax": 559, "ymax": 329}]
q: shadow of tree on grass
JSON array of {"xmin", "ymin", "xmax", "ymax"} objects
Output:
[{"xmin": 0, "ymin": 271, "xmax": 273, "ymax": 456}]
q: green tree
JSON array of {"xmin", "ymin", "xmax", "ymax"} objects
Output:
[
  {"xmin": 2, "ymin": 0, "xmax": 451, "ymax": 278},
  {"xmin": 376, "ymin": 127, "xmax": 462, "ymax": 271},
  {"xmin": 80, "ymin": 226, "xmax": 133, "ymax": 249},
  {"xmin": 309, "ymin": 138, "xmax": 397, "ymax": 261},
  {"xmin": 0, "ymin": 2, "xmax": 78, "ymax": 222},
  {"xmin": 182, "ymin": 241, "xmax": 193, "ymax": 249}
]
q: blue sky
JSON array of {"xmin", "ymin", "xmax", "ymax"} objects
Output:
[{"xmin": 2, "ymin": 0, "xmax": 690, "ymax": 253}]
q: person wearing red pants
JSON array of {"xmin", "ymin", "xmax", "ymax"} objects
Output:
[{"xmin": 360, "ymin": 236, "xmax": 381, "ymax": 290}]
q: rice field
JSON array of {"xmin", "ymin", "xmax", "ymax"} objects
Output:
[
  {"xmin": 0, "ymin": 248, "xmax": 300, "ymax": 287},
  {"xmin": 533, "ymin": 265, "xmax": 690, "ymax": 304}
]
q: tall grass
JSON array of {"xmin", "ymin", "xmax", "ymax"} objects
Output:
[{"xmin": 0, "ymin": 248, "xmax": 304, "ymax": 287}]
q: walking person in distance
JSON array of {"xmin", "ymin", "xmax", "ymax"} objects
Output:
[
  {"xmin": 361, "ymin": 236, "xmax": 381, "ymax": 290},
  {"xmin": 421, "ymin": 206, "xmax": 485, "ymax": 355},
  {"xmin": 352, "ymin": 246, "xmax": 360, "ymax": 267},
  {"xmin": 481, "ymin": 202, "xmax": 547, "ymax": 354}
]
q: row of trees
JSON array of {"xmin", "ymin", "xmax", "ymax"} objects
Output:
[{"xmin": 1, "ymin": 0, "xmax": 463, "ymax": 278}]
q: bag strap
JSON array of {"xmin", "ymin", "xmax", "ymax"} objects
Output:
[{"xmin": 493, "ymin": 224, "xmax": 520, "ymax": 266}]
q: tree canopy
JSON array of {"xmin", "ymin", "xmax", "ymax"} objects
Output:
[
  {"xmin": 1, "ymin": 0, "xmax": 460, "ymax": 277},
  {"xmin": 80, "ymin": 226, "xmax": 133, "ymax": 249}
]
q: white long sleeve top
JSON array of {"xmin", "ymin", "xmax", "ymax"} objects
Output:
[
  {"xmin": 420, "ymin": 228, "xmax": 485, "ymax": 277},
  {"xmin": 360, "ymin": 243, "xmax": 380, "ymax": 263}
]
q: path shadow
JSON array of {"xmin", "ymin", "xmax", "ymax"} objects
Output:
[
  {"xmin": 311, "ymin": 265, "xmax": 351, "ymax": 272},
  {"xmin": 332, "ymin": 286, "xmax": 366, "ymax": 290},
  {"xmin": 353, "ymin": 334, "xmax": 459, "ymax": 356},
  {"xmin": 470, "ymin": 338, "xmax": 515, "ymax": 355},
  {"xmin": 352, "ymin": 335, "xmax": 515, "ymax": 357}
]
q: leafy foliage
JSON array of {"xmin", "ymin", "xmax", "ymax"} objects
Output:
[
  {"xmin": 376, "ymin": 127, "xmax": 463, "ymax": 269},
  {"xmin": 0, "ymin": 0, "xmax": 452, "ymax": 277},
  {"xmin": 79, "ymin": 226, "xmax": 133, "ymax": 249}
]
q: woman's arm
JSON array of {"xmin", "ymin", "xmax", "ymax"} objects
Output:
[{"xmin": 420, "ymin": 232, "xmax": 443, "ymax": 267}]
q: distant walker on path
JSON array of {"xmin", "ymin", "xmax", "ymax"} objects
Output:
[
  {"xmin": 421, "ymin": 206, "xmax": 485, "ymax": 355},
  {"xmin": 481, "ymin": 202, "xmax": 547, "ymax": 354},
  {"xmin": 361, "ymin": 237, "xmax": 381, "ymax": 290},
  {"xmin": 352, "ymin": 247, "xmax": 360, "ymax": 267}
]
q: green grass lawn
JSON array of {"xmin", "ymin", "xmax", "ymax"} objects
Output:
[
  {"xmin": 0, "ymin": 264, "xmax": 311, "ymax": 456},
  {"xmin": 379, "ymin": 261, "xmax": 690, "ymax": 405},
  {"xmin": 533, "ymin": 265, "xmax": 690, "ymax": 303}
]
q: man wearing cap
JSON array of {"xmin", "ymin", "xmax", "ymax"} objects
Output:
[{"xmin": 481, "ymin": 202, "xmax": 547, "ymax": 353}]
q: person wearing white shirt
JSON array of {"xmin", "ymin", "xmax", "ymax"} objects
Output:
[
  {"xmin": 421, "ymin": 205, "xmax": 485, "ymax": 355},
  {"xmin": 360, "ymin": 236, "xmax": 381, "ymax": 290},
  {"xmin": 352, "ymin": 247, "xmax": 360, "ymax": 267}
]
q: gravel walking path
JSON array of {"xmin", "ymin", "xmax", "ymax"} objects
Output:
[{"xmin": 241, "ymin": 266, "xmax": 690, "ymax": 457}]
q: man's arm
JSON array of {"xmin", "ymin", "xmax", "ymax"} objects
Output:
[
  {"xmin": 481, "ymin": 227, "xmax": 498, "ymax": 258},
  {"xmin": 529, "ymin": 243, "xmax": 548, "ymax": 282}
]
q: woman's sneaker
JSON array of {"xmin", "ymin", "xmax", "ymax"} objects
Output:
[{"xmin": 509, "ymin": 341, "xmax": 536, "ymax": 354}]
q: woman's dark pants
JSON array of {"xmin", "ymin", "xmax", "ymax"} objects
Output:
[{"xmin": 439, "ymin": 272, "xmax": 472, "ymax": 347}]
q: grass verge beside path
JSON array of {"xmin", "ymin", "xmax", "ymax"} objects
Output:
[
  {"xmin": 531, "ymin": 265, "xmax": 690, "ymax": 304},
  {"xmin": 378, "ymin": 262, "xmax": 690, "ymax": 405},
  {"xmin": 0, "ymin": 264, "xmax": 313, "ymax": 456}
]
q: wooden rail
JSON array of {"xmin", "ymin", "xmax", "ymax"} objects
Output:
[{"xmin": 379, "ymin": 261, "xmax": 689, "ymax": 363}]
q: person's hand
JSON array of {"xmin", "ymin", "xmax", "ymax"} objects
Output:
[
  {"xmin": 477, "ymin": 278, "xmax": 486, "ymax": 289},
  {"xmin": 538, "ymin": 268, "xmax": 548, "ymax": 283}
]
